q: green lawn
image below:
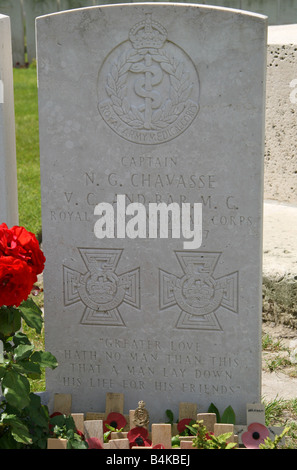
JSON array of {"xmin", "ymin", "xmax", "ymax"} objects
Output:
[{"xmin": 13, "ymin": 66, "xmax": 41, "ymax": 238}]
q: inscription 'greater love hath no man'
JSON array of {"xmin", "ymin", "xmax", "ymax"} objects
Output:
[{"xmin": 61, "ymin": 341, "xmax": 241, "ymax": 395}]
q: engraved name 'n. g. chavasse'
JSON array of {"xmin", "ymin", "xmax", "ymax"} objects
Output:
[{"xmin": 97, "ymin": 13, "xmax": 200, "ymax": 144}]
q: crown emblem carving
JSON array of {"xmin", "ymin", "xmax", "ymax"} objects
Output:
[{"xmin": 129, "ymin": 13, "xmax": 167, "ymax": 50}]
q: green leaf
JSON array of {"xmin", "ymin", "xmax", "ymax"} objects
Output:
[
  {"xmin": 50, "ymin": 413, "xmax": 67, "ymax": 428},
  {"xmin": 13, "ymin": 331, "xmax": 32, "ymax": 347},
  {"xmin": 2, "ymin": 369, "xmax": 30, "ymax": 409},
  {"xmin": 18, "ymin": 298, "xmax": 43, "ymax": 334},
  {"xmin": 0, "ymin": 307, "xmax": 21, "ymax": 337},
  {"xmin": 207, "ymin": 403, "xmax": 221, "ymax": 423},
  {"xmin": 14, "ymin": 344, "xmax": 34, "ymax": 361},
  {"xmin": 0, "ymin": 364, "xmax": 7, "ymax": 379},
  {"xmin": 1, "ymin": 413, "xmax": 32, "ymax": 444},
  {"xmin": 185, "ymin": 424, "xmax": 198, "ymax": 436},
  {"xmin": 171, "ymin": 435, "xmax": 180, "ymax": 447},
  {"xmin": 16, "ymin": 360, "xmax": 42, "ymax": 379},
  {"xmin": 104, "ymin": 430, "xmax": 111, "ymax": 442},
  {"xmin": 221, "ymin": 405, "xmax": 236, "ymax": 424},
  {"xmin": 24, "ymin": 393, "xmax": 49, "ymax": 429},
  {"xmin": 165, "ymin": 409, "xmax": 174, "ymax": 424},
  {"xmin": 68, "ymin": 439, "xmax": 88, "ymax": 449},
  {"xmin": 30, "ymin": 350, "xmax": 58, "ymax": 369},
  {"xmin": 0, "ymin": 433, "xmax": 22, "ymax": 449}
]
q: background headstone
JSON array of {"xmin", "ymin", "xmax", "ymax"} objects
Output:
[
  {"xmin": 23, "ymin": 0, "xmax": 59, "ymax": 64},
  {"xmin": 36, "ymin": 4, "xmax": 267, "ymax": 424},
  {"xmin": 0, "ymin": 0, "xmax": 25, "ymax": 66},
  {"xmin": 0, "ymin": 14, "xmax": 18, "ymax": 227}
]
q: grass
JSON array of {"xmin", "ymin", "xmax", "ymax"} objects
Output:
[{"xmin": 13, "ymin": 66, "xmax": 41, "ymax": 238}]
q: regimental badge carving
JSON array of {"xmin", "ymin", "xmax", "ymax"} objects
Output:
[
  {"xmin": 133, "ymin": 401, "xmax": 150, "ymax": 428},
  {"xmin": 63, "ymin": 248, "xmax": 140, "ymax": 326},
  {"xmin": 97, "ymin": 13, "xmax": 200, "ymax": 144},
  {"xmin": 159, "ymin": 252, "xmax": 239, "ymax": 331}
]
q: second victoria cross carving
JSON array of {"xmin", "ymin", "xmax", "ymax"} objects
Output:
[
  {"xmin": 97, "ymin": 13, "xmax": 200, "ymax": 144},
  {"xmin": 159, "ymin": 252, "xmax": 239, "ymax": 331}
]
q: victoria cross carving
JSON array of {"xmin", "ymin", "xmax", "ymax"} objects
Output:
[
  {"xmin": 97, "ymin": 13, "xmax": 200, "ymax": 144},
  {"xmin": 159, "ymin": 252, "xmax": 238, "ymax": 331},
  {"xmin": 63, "ymin": 248, "xmax": 140, "ymax": 327}
]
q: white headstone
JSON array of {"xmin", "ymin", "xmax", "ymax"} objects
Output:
[
  {"xmin": 36, "ymin": 4, "xmax": 267, "ymax": 424},
  {"xmin": 0, "ymin": 0, "xmax": 25, "ymax": 66},
  {"xmin": 0, "ymin": 14, "xmax": 18, "ymax": 227}
]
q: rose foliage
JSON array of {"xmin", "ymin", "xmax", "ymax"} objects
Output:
[{"xmin": 0, "ymin": 224, "xmax": 58, "ymax": 449}]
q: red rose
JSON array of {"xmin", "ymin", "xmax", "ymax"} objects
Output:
[
  {"xmin": 0, "ymin": 256, "xmax": 36, "ymax": 307},
  {"xmin": 0, "ymin": 223, "xmax": 45, "ymax": 277}
]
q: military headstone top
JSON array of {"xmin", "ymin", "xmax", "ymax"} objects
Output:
[
  {"xmin": 0, "ymin": 14, "xmax": 18, "ymax": 227},
  {"xmin": 36, "ymin": 4, "xmax": 267, "ymax": 424}
]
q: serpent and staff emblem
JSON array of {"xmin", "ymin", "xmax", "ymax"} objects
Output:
[{"xmin": 98, "ymin": 13, "xmax": 200, "ymax": 144}]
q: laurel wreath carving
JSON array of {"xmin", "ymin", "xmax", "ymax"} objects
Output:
[{"xmin": 105, "ymin": 48, "xmax": 194, "ymax": 130}]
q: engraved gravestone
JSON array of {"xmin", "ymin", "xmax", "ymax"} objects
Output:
[
  {"xmin": 36, "ymin": 4, "xmax": 267, "ymax": 424},
  {"xmin": 0, "ymin": 14, "xmax": 18, "ymax": 227}
]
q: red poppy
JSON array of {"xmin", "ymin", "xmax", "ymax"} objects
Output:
[
  {"xmin": 127, "ymin": 427, "xmax": 152, "ymax": 448},
  {"xmin": 86, "ymin": 437, "xmax": 104, "ymax": 449},
  {"xmin": 153, "ymin": 443, "xmax": 165, "ymax": 449},
  {"xmin": 177, "ymin": 418, "xmax": 194, "ymax": 434},
  {"xmin": 242, "ymin": 422, "xmax": 270, "ymax": 449},
  {"xmin": 103, "ymin": 412, "xmax": 127, "ymax": 433}
]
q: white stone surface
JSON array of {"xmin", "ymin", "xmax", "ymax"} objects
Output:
[
  {"xmin": 37, "ymin": 4, "xmax": 267, "ymax": 424},
  {"xmin": 263, "ymin": 201, "xmax": 297, "ymax": 277},
  {"xmin": 268, "ymin": 24, "xmax": 297, "ymax": 44},
  {"xmin": 265, "ymin": 41, "xmax": 297, "ymax": 206},
  {"xmin": 0, "ymin": 14, "xmax": 18, "ymax": 227}
]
